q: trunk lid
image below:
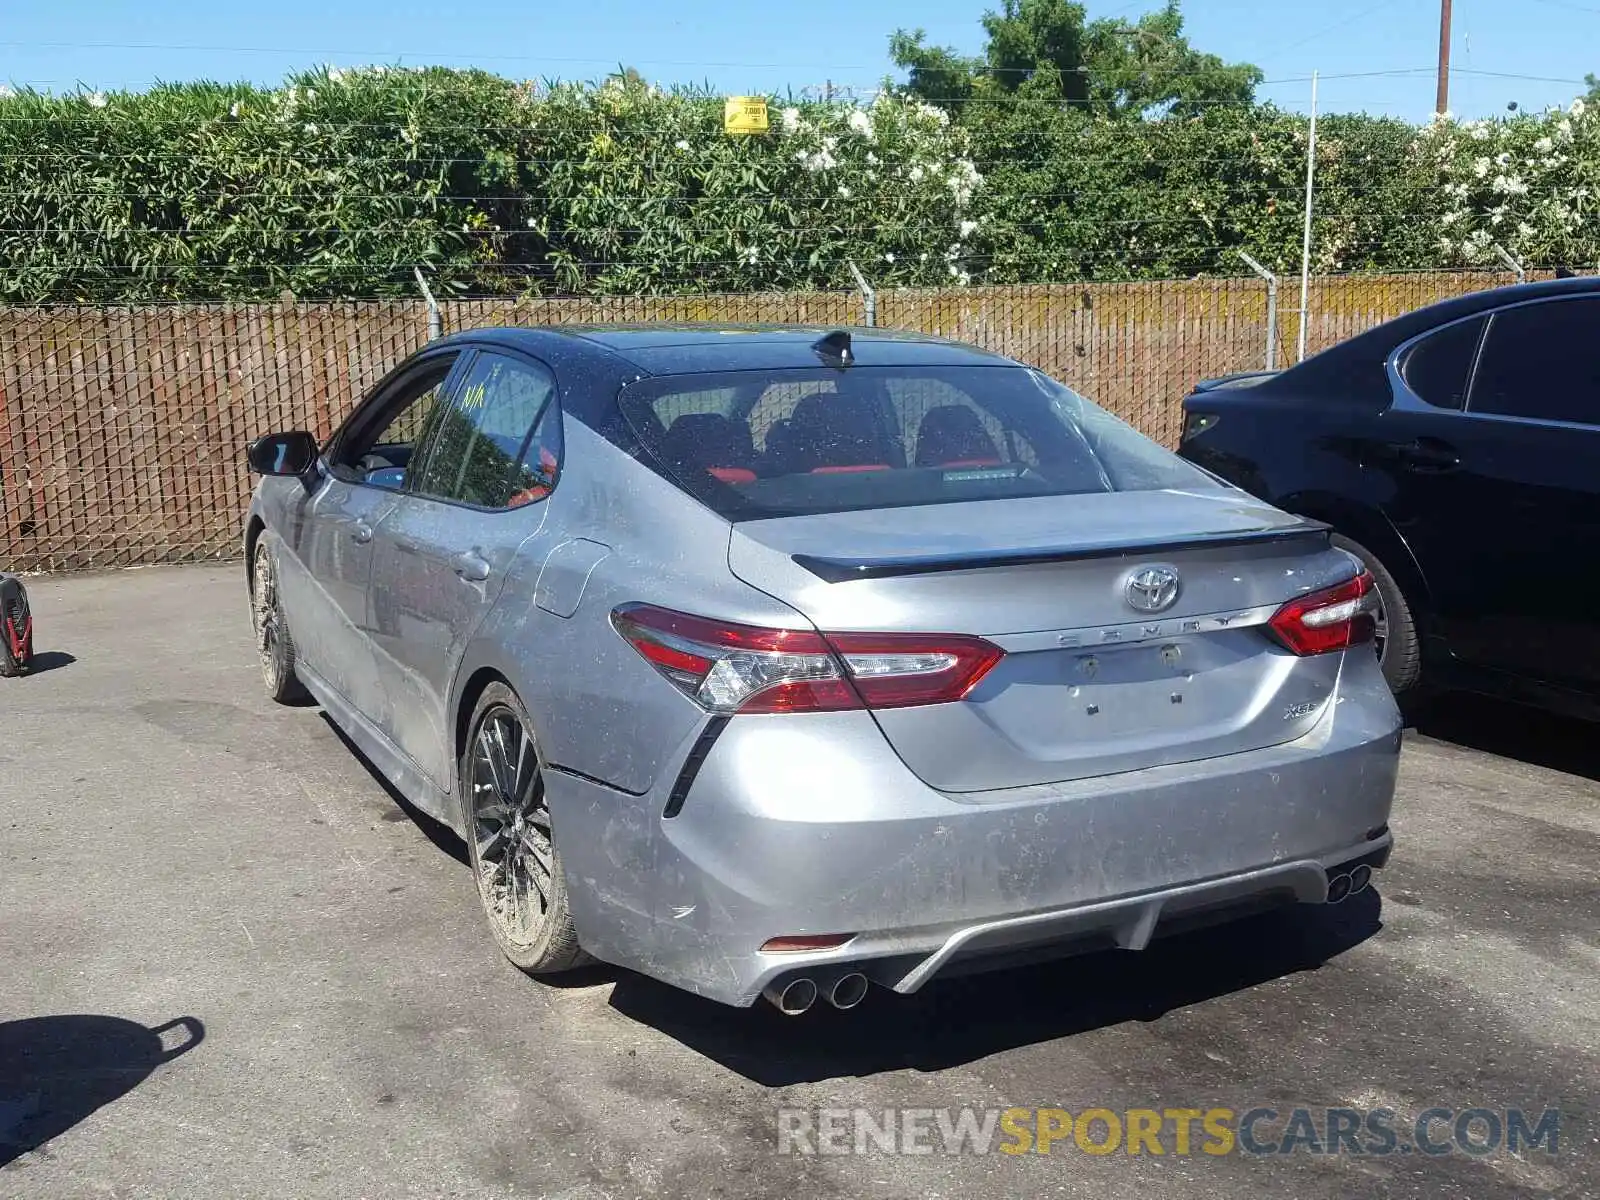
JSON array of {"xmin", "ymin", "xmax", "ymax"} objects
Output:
[{"xmin": 728, "ymin": 489, "xmax": 1359, "ymax": 793}]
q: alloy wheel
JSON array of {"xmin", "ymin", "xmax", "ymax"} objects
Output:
[
  {"xmin": 470, "ymin": 706, "xmax": 555, "ymax": 946},
  {"xmin": 251, "ymin": 547, "xmax": 281, "ymax": 681}
]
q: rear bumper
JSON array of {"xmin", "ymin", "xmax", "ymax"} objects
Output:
[{"xmin": 549, "ymin": 654, "xmax": 1402, "ymax": 1008}]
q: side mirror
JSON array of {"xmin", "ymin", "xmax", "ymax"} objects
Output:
[{"xmin": 247, "ymin": 431, "xmax": 320, "ymax": 476}]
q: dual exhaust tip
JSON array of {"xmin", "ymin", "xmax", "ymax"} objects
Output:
[
  {"xmin": 764, "ymin": 971, "xmax": 869, "ymax": 1016},
  {"xmin": 1326, "ymin": 862, "xmax": 1373, "ymax": 904}
]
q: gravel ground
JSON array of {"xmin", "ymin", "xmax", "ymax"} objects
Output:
[{"xmin": 1, "ymin": 564, "xmax": 1595, "ymax": 1199}]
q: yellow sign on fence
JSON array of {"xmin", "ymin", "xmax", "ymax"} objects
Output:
[{"xmin": 723, "ymin": 97, "xmax": 769, "ymax": 135}]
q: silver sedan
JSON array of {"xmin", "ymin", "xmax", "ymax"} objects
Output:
[{"xmin": 244, "ymin": 325, "xmax": 1400, "ymax": 1013}]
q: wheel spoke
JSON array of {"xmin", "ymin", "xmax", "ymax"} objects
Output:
[
  {"xmin": 478, "ymin": 728, "xmax": 511, "ymax": 801},
  {"xmin": 476, "ymin": 824, "xmax": 509, "ymax": 862}
]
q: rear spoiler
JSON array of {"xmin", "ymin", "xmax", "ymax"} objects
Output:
[
  {"xmin": 1188, "ymin": 370, "xmax": 1281, "ymax": 395},
  {"xmin": 794, "ymin": 521, "xmax": 1333, "ymax": 582}
]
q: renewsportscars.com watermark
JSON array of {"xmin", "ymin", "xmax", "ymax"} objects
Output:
[{"xmin": 776, "ymin": 1106, "xmax": 1562, "ymax": 1158}]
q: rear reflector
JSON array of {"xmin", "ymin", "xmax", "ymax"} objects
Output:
[
  {"xmin": 611, "ymin": 604, "xmax": 1003, "ymax": 714},
  {"xmin": 1266, "ymin": 571, "xmax": 1379, "ymax": 656},
  {"xmin": 761, "ymin": 933, "xmax": 856, "ymax": 953}
]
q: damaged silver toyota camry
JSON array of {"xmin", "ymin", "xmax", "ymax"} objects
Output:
[{"xmin": 244, "ymin": 325, "xmax": 1401, "ymax": 1013}]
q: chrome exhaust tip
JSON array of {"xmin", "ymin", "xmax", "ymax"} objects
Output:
[
  {"xmin": 1326, "ymin": 872, "xmax": 1353, "ymax": 904},
  {"xmin": 827, "ymin": 972, "xmax": 870, "ymax": 1011},
  {"xmin": 1348, "ymin": 863, "xmax": 1373, "ymax": 894},
  {"xmin": 764, "ymin": 977, "xmax": 818, "ymax": 1016}
]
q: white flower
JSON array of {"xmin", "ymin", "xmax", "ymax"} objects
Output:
[
  {"xmin": 304, "ymin": 123, "xmax": 319, "ymax": 135},
  {"xmin": 959, "ymin": 219, "xmax": 979, "ymax": 238},
  {"xmin": 229, "ymin": 101, "xmax": 242, "ymax": 117},
  {"xmin": 865, "ymin": 151, "xmax": 878, "ymax": 165},
  {"xmin": 821, "ymin": 135, "xmax": 838, "ymax": 153},
  {"xmin": 883, "ymin": 252, "xmax": 895, "ymax": 263},
  {"xmin": 908, "ymin": 165, "xmax": 925, "ymax": 183},
  {"xmin": 847, "ymin": 109, "xmax": 874, "ymax": 139},
  {"xmin": 327, "ymin": 67, "xmax": 345, "ymax": 82},
  {"xmin": 1473, "ymin": 157, "xmax": 1491, "ymax": 178},
  {"xmin": 1572, "ymin": 97, "xmax": 1587, "ymax": 117},
  {"xmin": 742, "ymin": 246, "xmax": 759, "ymax": 265},
  {"xmin": 1495, "ymin": 152, "xmax": 1511, "ymax": 165},
  {"xmin": 526, "ymin": 217, "xmax": 536, "ymax": 228},
  {"xmin": 1557, "ymin": 118, "xmax": 1574, "ymax": 141},
  {"xmin": 86, "ymin": 91, "xmax": 107, "ymax": 108},
  {"xmin": 1517, "ymin": 221, "xmax": 1535, "ymax": 237},
  {"xmin": 1440, "ymin": 211, "xmax": 1462, "ymax": 226},
  {"xmin": 914, "ymin": 101, "xmax": 950, "ymax": 127},
  {"xmin": 780, "ymin": 106, "xmax": 801, "ymax": 132},
  {"xmin": 1470, "ymin": 123, "xmax": 1491, "ymax": 141},
  {"xmin": 1535, "ymin": 136, "xmax": 1554, "ymax": 152},
  {"xmin": 1491, "ymin": 174, "xmax": 1529, "ymax": 196},
  {"xmin": 837, "ymin": 185, "xmax": 851, "ymax": 198},
  {"xmin": 801, "ymin": 150, "xmax": 836, "ymax": 172},
  {"xmin": 674, "ymin": 139, "xmax": 690, "ymax": 151},
  {"xmin": 0, "ymin": 84, "xmax": 16, "ymax": 98}
]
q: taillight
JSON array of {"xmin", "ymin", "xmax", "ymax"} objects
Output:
[
  {"xmin": 1266, "ymin": 571, "xmax": 1379, "ymax": 656},
  {"xmin": 610, "ymin": 604, "xmax": 1003, "ymax": 714}
]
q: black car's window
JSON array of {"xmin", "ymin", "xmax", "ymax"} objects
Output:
[
  {"xmin": 410, "ymin": 352, "xmax": 561, "ymax": 508},
  {"xmin": 1401, "ymin": 316, "xmax": 1484, "ymax": 411},
  {"xmin": 1469, "ymin": 299, "xmax": 1600, "ymax": 426},
  {"xmin": 333, "ymin": 355, "xmax": 459, "ymax": 489},
  {"xmin": 619, "ymin": 365, "xmax": 1217, "ymax": 520}
]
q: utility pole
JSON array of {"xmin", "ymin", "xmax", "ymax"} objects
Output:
[
  {"xmin": 1297, "ymin": 71, "xmax": 1319, "ymax": 364},
  {"xmin": 1436, "ymin": 0, "xmax": 1453, "ymax": 114}
]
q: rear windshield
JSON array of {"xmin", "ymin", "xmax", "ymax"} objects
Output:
[{"xmin": 617, "ymin": 365, "xmax": 1217, "ymax": 520}]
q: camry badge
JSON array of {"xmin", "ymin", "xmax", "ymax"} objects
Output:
[{"xmin": 1125, "ymin": 566, "xmax": 1182, "ymax": 614}]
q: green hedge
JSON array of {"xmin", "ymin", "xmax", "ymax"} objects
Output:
[{"xmin": 0, "ymin": 66, "xmax": 1593, "ymax": 302}]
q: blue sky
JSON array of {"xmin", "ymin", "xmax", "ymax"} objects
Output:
[{"xmin": 2, "ymin": 0, "xmax": 1595, "ymax": 122}]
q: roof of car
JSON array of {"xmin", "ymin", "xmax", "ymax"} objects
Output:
[
  {"xmin": 436, "ymin": 323, "xmax": 1018, "ymax": 376},
  {"xmin": 1250, "ymin": 273, "xmax": 1600, "ymax": 401}
]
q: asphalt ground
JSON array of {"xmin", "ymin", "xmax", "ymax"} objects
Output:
[{"xmin": 1, "ymin": 564, "xmax": 1596, "ymax": 1199}]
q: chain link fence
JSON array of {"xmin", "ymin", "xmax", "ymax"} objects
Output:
[{"xmin": 0, "ymin": 269, "xmax": 1530, "ymax": 573}]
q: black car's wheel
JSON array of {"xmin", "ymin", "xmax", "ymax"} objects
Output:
[
  {"xmin": 250, "ymin": 533, "xmax": 308, "ymax": 705},
  {"xmin": 1331, "ymin": 533, "xmax": 1422, "ymax": 696},
  {"xmin": 461, "ymin": 683, "xmax": 588, "ymax": 975}
]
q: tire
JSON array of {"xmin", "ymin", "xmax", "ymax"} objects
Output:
[
  {"xmin": 250, "ymin": 533, "xmax": 309, "ymax": 705},
  {"xmin": 1331, "ymin": 533, "xmax": 1422, "ymax": 696},
  {"xmin": 460, "ymin": 682, "xmax": 589, "ymax": 975}
]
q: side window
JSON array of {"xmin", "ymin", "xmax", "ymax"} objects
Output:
[
  {"xmin": 333, "ymin": 354, "xmax": 459, "ymax": 489},
  {"xmin": 1469, "ymin": 299, "xmax": 1600, "ymax": 426},
  {"xmin": 410, "ymin": 352, "xmax": 561, "ymax": 508},
  {"xmin": 1401, "ymin": 316, "xmax": 1484, "ymax": 411}
]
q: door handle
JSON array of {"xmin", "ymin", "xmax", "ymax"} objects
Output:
[
  {"xmin": 1397, "ymin": 437, "xmax": 1459, "ymax": 473},
  {"xmin": 453, "ymin": 551, "xmax": 491, "ymax": 582},
  {"xmin": 351, "ymin": 520, "xmax": 373, "ymax": 545}
]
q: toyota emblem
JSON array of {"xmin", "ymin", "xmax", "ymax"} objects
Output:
[{"xmin": 1124, "ymin": 565, "xmax": 1181, "ymax": 614}]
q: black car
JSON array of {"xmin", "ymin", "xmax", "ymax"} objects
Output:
[{"xmin": 1178, "ymin": 275, "xmax": 1600, "ymax": 719}]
